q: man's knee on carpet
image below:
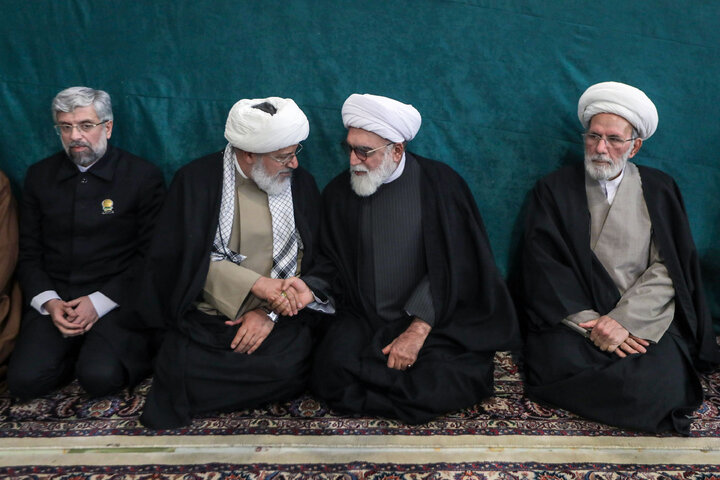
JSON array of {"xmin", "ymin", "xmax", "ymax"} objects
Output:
[
  {"xmin": 7, "ymin": 356, "xmax": 74, "ymax": 400},
  {"xmin": 76, "ymin": 355, "xmax": 128, "ymax": 398}
]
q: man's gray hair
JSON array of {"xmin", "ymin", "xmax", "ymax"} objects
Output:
[{"xmin": 52, "ymin": 86, "xmax": 113, "ymax": 123}]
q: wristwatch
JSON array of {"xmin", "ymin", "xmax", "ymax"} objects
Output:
[{"xmin": 261, "ymin": 306, "xmax": 278, "ymax": 323}]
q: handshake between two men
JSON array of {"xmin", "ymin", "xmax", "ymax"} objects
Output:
[
  {"xmin": 223, "ymin": 276, "xmax": 313, "ymax": 355},
  {"xmin": 228, "ymin": 275, "xmax": 432, "ymax": 375}
]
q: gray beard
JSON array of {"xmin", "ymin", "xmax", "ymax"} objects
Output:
[
  {"xmin": 251, "ymin": 160, "xmax": 291, "ymax": 196},
  {"xmin": 350, "ymin": 150, "xmax": 397, "ymax": 197},
  {"xmin": 65, "ymin": 140, "xmax": 107, "ymax": 167}
]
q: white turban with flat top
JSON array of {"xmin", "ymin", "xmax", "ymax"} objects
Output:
[
  {"xmin": 342, "ymin": 93, "xmax": 422, "ymax": 142},
  {"xmin": 578, "ymin": 82, "xmax": 658, "ymax": 140},
  {"xmin": 224, "ymin": 97, "xmax": 309, "ymax": 153}
]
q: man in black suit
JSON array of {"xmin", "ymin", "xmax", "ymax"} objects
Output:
[{"xmin": 8, "ymin": 86, "xmax": 165, "ymax": 399}]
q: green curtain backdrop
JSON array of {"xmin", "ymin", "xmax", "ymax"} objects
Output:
[{"xmin": 1, "ymin": 1, "xmax": 718, "ymax": 326}]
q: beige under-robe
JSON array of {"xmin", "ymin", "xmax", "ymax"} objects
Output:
[
  {"xmin": 197, "ymin": 174, "xmax": 301, "ymax": 320},
  {"xmin": 563, "ymin": 162, "xmax": 675, "ymax": 343}
]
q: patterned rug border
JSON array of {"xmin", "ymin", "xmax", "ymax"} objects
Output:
[{"xmin": 2, "ymin": 461, "xmax": 720, "ymax": 478}]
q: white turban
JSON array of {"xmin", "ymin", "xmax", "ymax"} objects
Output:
[
  {"xmin": 578, "ymin": 82, "xmax": 658, "ymax": 140},
  {"xmin": 224, "ymin": 97, "xmax": 309, "ymax": 153},
  {"xmin": 342, "ymin": 93, "xmax": 421, "ymax": 142}
]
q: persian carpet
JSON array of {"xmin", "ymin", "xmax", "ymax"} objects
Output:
[
  {"xmin": 1, "ymin": 353, "xmax": 719, "ymax": 471},
  {"xmin": 1, "ymin": 352, "xmax": 718, "ymax": 438},
  {"xmin": 1, "ymin": 461, "xmax": 720, "ymax": 479}
]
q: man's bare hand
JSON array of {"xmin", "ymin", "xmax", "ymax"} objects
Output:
[
  {"xmin": 382, "ymin": 318, "xmax": 431, "ymax": 371},
  {"xmin": 44, "ymin": 298, "xmax": 84, "ymax": 337},
  {"xmin": 65, "ymin": 296, "xmax": 100, "ymax": 332},
  {"xmin": 269, "ymin": 277, "xmax": 314, "ymax": 316},
  {"xmin": 578, "ymin": 315, "xmax": 647, "ymax": 357},
  {"xmin": 227, "ymin": 309, "xmax": 275, "ymax": 354},
  {"xmin": 250, "ymin": 276, "xmax": 285, "ymax": 302},
  {"xmin": 615, "ymin": 334, "xmax": 650, "ymax": 358}
]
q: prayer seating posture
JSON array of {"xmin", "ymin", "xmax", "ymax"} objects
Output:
[
  {"xmin": 274, "ymin": 93, "xmax": 519, "ymax": 424},
  {"xmin": 8, "ymin": 86, "xmax": 165, "ymax": 400},
  {"xmin": 520, "ymin": 81, "xmax": 720, "ymax": 434},
  {"xmin": 139, "ymin": 97, "xmax": 322, "ymax": 429}
]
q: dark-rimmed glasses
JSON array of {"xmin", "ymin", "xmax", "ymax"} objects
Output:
[{"xmin": 341, "ymin": 140, "xmax": 394, "ymax": 161}]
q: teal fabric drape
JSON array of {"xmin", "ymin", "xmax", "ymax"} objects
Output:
[{"xmin": 1, "ymin": 1, "xmax": 718, "ymax": 328}]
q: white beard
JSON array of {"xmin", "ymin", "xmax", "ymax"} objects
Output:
[
  {"xmin": 584, "ymin": 146, "xmax": 632, "ymax": 181},
  {"xmin": 350, "ymin": 150, "xmax": 397, "ymax": 197},
  {"xmin": 251, "ymin": 160, "xmax": 291, "ymax": 196}
]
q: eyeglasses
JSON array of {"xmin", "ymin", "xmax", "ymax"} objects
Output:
[
  {"xmin": 341, "ymin": 140, "xmax": 394, "ymax": 161},
  {"xmin": 582, "ymin": 132, "xmax": 635, "ymax": 149},
  {"xmin": 54, "ymin": 121, "xmax": 108, "ymax": 135},
  {"xmin": 265, "ymin": 144, "xmax": 303, "ymax": 165}
]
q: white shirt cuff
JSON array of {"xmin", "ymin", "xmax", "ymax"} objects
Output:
[
  {"xmin": 88, "ymin": 291, "xmax": 119, "ymax": 318},
  {"xmin": 31, "ymin": 290, "xmax": 61, "ymax": 315}
]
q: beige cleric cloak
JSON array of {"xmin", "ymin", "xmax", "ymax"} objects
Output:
[{"xmin": 0, "ymin": 171, "xmax": 21, "ymax": 392}]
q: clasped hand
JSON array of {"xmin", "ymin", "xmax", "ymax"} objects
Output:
[
  {"xmin": 44, "ymin": 296, "xmax": 99, "ymax": 337},
  {"xmin": 231, "ymin": 276, "xmax": 313, "ymax": 354},
  {"xmin": 578, "ymin": 315, "xmax": 650, "ymax": 358},
  {"xmin": 267, "ymin": 277, "xmax": 315, "ymax": 317}
]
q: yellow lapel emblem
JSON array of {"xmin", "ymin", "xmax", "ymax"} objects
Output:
[{"xmin": 101, "ymin": 199, "xmax": 114, "ymax": 215}]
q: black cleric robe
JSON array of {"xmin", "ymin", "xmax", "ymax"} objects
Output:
[
  {"xmin": 520, "ymin": 163, "xmax": 720, "ymax": 435},
  {"xmin": 308, "ymin": 153, "xmax": 519, "ymax": 424},
  {"xmin": 137, "ymin": 151, "xmax": 321, "ymax": 429}
]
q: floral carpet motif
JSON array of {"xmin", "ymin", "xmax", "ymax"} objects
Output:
[
  {"xmin": 2, "ymin": 462, "xmax": 720, "ymax": 479},
  {"xmin": 1, "ymin": 352, "xmax": 719, "ymax": 438}
]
